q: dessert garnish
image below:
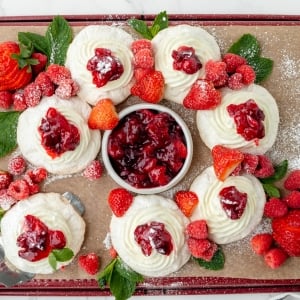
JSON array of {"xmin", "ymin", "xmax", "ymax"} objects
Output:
[
  {"xmin": 78, "ymin": 252, "xmax": 100, "ymax": 275},
  {"xmin": 107, "ymin": 188, "xmax": 133, "ymax": 217},
  {"xmin": 174, "ymin": 190, "xmax": 199, "ymax": 217}
]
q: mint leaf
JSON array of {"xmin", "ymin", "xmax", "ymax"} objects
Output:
[
  {"xmin": 195, "ymin": 247, "xmax": 225, "ymax": 271},
  {"xmin": 110, "ymin": 269, "xmax": 136, "ymax": 300},
  {"xmin": 97, "ymin": 258, "xmax": 117, "ymax": 288},
  {"xmin": 262, "ymin": 183, "xmax": 281, "ymax": 198},
  {"xmin": 0, "ymin": 111, "xmax": 21, "ymax": 158},
  {"xmin": 18, "ymin": 32, "xmax": 49, "ymax": 57},
  {"xmin": 150, "ymin": 11, "xmax": 168, "ymax": 37},
  {"xmin": 115, "ymin": 258, "xmax": 143, "ymax": 283},
  {"xmin": 127, "ymin": 19, "xmax": 153, "ymax": 40},
  {"xmin": 48, "ymin": 247, "xmax": 74, "ymax": 270},
  {"xmin": 260, "ymin": 160, "xmax": 288, "ymax": 184},
  {"xmin": 48, "ymin": 252, "xmax": 57, "ymax": 270},
  {"xmin": 247, "ymin": 56, "xmax": 274, "ymax": 83}
]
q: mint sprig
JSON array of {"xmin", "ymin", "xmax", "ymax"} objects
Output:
[
  {"xmin": 128, "ymin": 11, "xmax": 168, "ymax": 40},
  {"xmin": 194, "ymin": 246, "xmax": 225, "ymax": 271},
  {"xmin": 48, "ymin": 247, "xmax": 74, "ymax": 270},
  {"xmin": 0, "ymin": 111, "xmax": 21, "ymax": 158},
  {"xmin": 227, "ymin": 33, "xmax": 273, "ymax": 83},
  {"xmin": 97, "ymin": 257, "xmax": 144, "ymax": 300},
  {"xmin": 18, "ymin": 16, "xmax": 73, "ymax": 66}
]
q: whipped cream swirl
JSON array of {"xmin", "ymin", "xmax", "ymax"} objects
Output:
[
  {"xmin": 0, "ymin": 193, "xmax": 86, "ymax": 274},
  {"xmin": 17, "ymin": 95, "xmax": 101, "ymax": 175},
  {"xmin": 190, "ymin": 166, "xmax": 266, "ymax": 244},
  {"xmin": 65, "ymin": 25, "xmax": 134, "ymax": 105},
  {"xmin": 152, "ymin": 25, "xmax": 221, "ymax": 104},
  {"xmin": 110, "ymin": 194, "xmax": 190, "ymax": 277},
  {"xmin": 196, "ymin": 84, "xmax": 279, "ymax": 154}
]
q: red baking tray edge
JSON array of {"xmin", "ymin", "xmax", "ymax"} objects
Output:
[{"xmin": 0, "ymin": 14, "xmax": 300, "ymax": 296}]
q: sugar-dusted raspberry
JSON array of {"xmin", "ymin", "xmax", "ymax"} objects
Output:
[
  {"xmin": 254, "ymin": 155, "xmax": 275, "ymax": 178},
  {"xmin": 227, "ymin": 72, "xmax": 243, "ymax": 90},
  {"xmin": 205, "ymin": 59, "xmax": 228, "ymax": 87},
  {"xmin": 35, "ymin": 72, "xmax": 55, "ymax": 97},
  {"xmin": 7, "ymin": 155, "xmax": 27, "ymax": 176},
  {"xmin": 0, "ymin": 189, "xmax": 17, "ymax": 210},
  {"xmin": 24, "ymin": 82, "xmax": 42, "ymax": 107},
  {"xmin": 236, "ymin": 64, "xmax": 256, "ymax": 85},
  {"xmin": 12, "ymin": 90, "xmax": 27, "ymax": 111},
  {"xmin": 222, "ymin": 53, "xmax": 247, "ymax": 73},
  {"xmin": 23, "ymin": 173, "xmax": 40, "ymax": 195},
  {"xmin": 55, "ymin": 78, "xmax": 80, "ymax": 99},
  {"xmin": 0, "ymin": 170, "xmax": 13, "ymax": 190},
  {"xmin": 82, "ymin": 160, "xmax": 102, "ymax": 180},
  {"xmin": 133, "ymin": 48, "xmax": 154, "ymax": 69},
  {"xmin": 26, "ymin": 167, "xmax": 48, "ymax": 184},
  {"xmin": 0, "ymin": 90, "xmax": 13, "ymax": 109},
  {"xmin": 46, "ymin": 64, "xmax": 72, "ymax": 85},
  {"xmin": 131, "ymin": 39, "xmax": 152, "ymax": 54},
  {"xmin": 7, "ymin": 179, "xmax": 30, "ymax": 200}
]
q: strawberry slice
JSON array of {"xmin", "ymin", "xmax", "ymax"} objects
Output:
[
  {"xmin": 131, "ymin": 70, "xmax": 164, "ymax": 103},
  {"xmin": 108, "ymin": 188, "xmax": 133, "ymax": 217},
  {"xmin": 212, "ymin": 145, "xmax": 244, "ymax": 181},
  {"xmin": 88, "ymin": 98, "xmax": 119, "ymax": 130},
  {"xmin": 174, "ymin": 190, "xmax": 199, "ymax": 217},
  {"xmin": 78, "ymin": 253, "xmax": 100, "ymax": 275},
  {"xmin": 251, "ymin": 233, "xmax": 273, "ymax": 255},
  {"xmin": 183, "ymin": 79, "xmax": 221, "ymax": 110}
]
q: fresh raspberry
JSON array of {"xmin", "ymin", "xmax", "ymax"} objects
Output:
[
  {"xmin": 284, "ymin": 169, "xmax": 300, "ymax": 191},
  {"xmin": 251, "ymin": 233, "xmax": 273, "ymax": 255},
  {"xmin": 0, "ymin": 189, "xmax": 17, "ymax": 210},
  {"xmin": 55, "ymin": 80, "xmax": 72, "ymax": 99},
  {"xmin": 187, "ymin": 237, "xmax": 218, "ymax": 261},
  {"xmin": 0, "ymin": 170, "xmax": 13, "ymax": 189},
  {"xmin": 131, "ymin": 39, "xmax": 152, "ymax": 54},
  {"xmin": 31, "ymin": 52, "xmax": 48, "ymax": 75},
  {"xmin": 7, "ymin": 155, "xmax": 27, "ymax": 176},
  {"xmin": 174, "ymin": 190, "xmax": 199, "ymax": 217},
  {"xmin": 35, "ymin": 72, "xmax": 55, "ymax": 97},
  {"xmin": 183, "ymin": 79, "xmax": 221, "ymax": 110},
  {"xmin": 283, "ymin": 190, "xmax": 300, "ymax": 209},
  {"xmin": 134, "ymin": 67, "xmax": 153, "ymax": 81},
  {"xmin": 24, "ymin": 82, "xmax": 42, "ymax": 107},
  {"xmin": 0, "ymin": 90, "xmax": 13, "ymax": 109},
  {"xmin": 82, "ymin": 160, "xmax": 103, "ymax": 180},
  {"xmin": 242, "ymin": 153, "xmax": 259, "ymax": 174},
  {"xmin": 78, "ymin": 253, "xmax": 100, "ymax": 275},
  {"xmin": 23, "ymin": 173, "xmax": 40, "ymax": 195},
  {"xmin": 12, "ymin": 90, "xmax": 27, "ymax": 111},
  {"xmin": 7, "ymin": 179, "xmax": 30, "ymax": 200},
  {"xmin": 222, "ymin": 53, "xmax": 247, "ymax": 73},
  {"xmin": 205, "ymin": 59, "xmax": 228, "ymax": 87},
  {"xmin": 254, "ymin": 155, "xmax": 275, "ymax": 178},
  {"xmin": 133, "ymin": 48, "xmax": 154, "ymax": 69},
  {"xmin": 264, "ymin": 197, "xmax": 288, "ymax": 218},
  {"xmin": 236, "ymin": 64, "xmax": 256, "ymax": 85},
  {"xmin": 227, "ymin": 72, "xmax": 243, "ymax": 90},
  {"xmin": 46, "ymin": 64, "xmax": 72, "ymax": 85},
  {"xmin": 108, "ymin": 188, "xmax": 133, "ymax": 217},
  {"xmin": 26, "ymin": 167, "xmax": 48, "ymax": 184},
  {"xmin": 264, "ymin": 248, "xmax": 288, "ymax": 269},
  {"xmin": 109, "ymin": 247, "xmax": 118, "ymax": 259},
  {"xmin": 185, "ymin": 220, "xmax": 208, "ymax": 240}
]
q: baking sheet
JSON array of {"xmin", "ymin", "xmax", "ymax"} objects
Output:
[{"xmin": 0, "ymin": 15, "xmax": 300, "ymax": 295}]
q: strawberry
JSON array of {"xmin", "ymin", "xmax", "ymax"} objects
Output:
[
  {"xmin": 131, "ymin": 70, "xmax": 164, "ymax": 103},
  {"xmin": 174, "ymin": 190, "xmax": 199, "ymax": 217},
  {"xmin": 82, "ymin": 160, "xmax": 103, "ymax": 180},
  {"xmin": 183, "ymin": 79, "xmax": 221, "ymax": 110},
  {"xmin": 0, "ymin": 170, "xmax": 13, "ymax": 190},
  {"xmin": 212, "ymin": 145, "xmax": 244, "ymax": 181},
  {"xmin": 264, "ymin": 248, "xmax": 288, "ymax": 269},
  {"xmin": 185, "ymin": 220, "xmax": 208, "ymax": 239},
  {"xmin": 88, "ymin": 98, "xmax": 119, "ymax": 130},
  {"xmin": 251, "ymin": 233, "xmax": 273, "ymax": 255},
  {"xmin": 242, "ymin": 153, "xmax": 259, "ymax": 175},
  {"xmin": 0, "ymin": 91, "xmax": 13, "ymax": 109},
  {"xmin": 108, "ymin": 188, "xmax": 133, "ymax": 217},
  {"xmin": 187, "ymin": 237, "xmax": 217, "ymax": 261},
  {"xmin": 263, "ymin": 197, "xmax": 288, "ymax": 218},
  {"xmin": 222, "ymin": 53, "xmax": 247, "ymax": 74},
  {"xmin": 78, "ymin": 253, "xmax": 100, "ymax": 275},
  {"xmin": 272, "ymin": 210, "xmax": 300, "ymax": 256},
  {"xmin": 31, "ymin": 52, "xmax": 47, "ymax": 75},
  {"xmin": 254, "ymin": 155, "xmax": 275, "ymax": 178},
  {"xmin": 0, "ymin": 41, "xmax": 32, "ymax": 91},
  {"xmin": 283, "ymin": 191, "xmax": 300, "ymax": 209},
  {"xmin": 284, "ymin": 169, "xmax": 300, "ymax": 191},
  {"xmin": 133, "ymin": 67, "xmax": 153, "ymax": 81}
]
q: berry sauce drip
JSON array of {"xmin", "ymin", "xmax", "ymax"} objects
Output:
[
  {"xmin": 17, "ymin": 215, "xmax": 66, "ymax": 262},
  {"xmin": 86, "ymin": 48, "xmax": 124, "ymax": 88},
  {"xmin": 219, "ymin": 186, "xmax": 248, "ymax": 220},
  {"xmin": 134, "ymin": 221, "xmax": 173, "ymax": 256},
  {"xmin": 227, "ymin": 99, "xmax": 265, "ymax": 142},
  {"xmin": 38, "ymin": 107, "xmax": 80, "ymax": 158},
  {"xmin": 172, "ymin": 46, "xmax": 202, "ymax": 74},
  {"xmin": 107, "ymin": 109, "xmax": 187, "ymax": 188}
]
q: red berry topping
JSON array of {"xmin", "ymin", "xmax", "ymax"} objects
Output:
[
  {"xmin": 251, "ymin": 233, "xmax": 273, "ymax": 255},
  {"xmin": 264, "ymin": 248, "xmax": 288, "ymax": 269},
  {"xmin": 254, "ymin": 155, "xmax": 275, "ymax": 178},
  {"xmin": 0, "ymin": 90, "xmax": 13, "ymax": 109},
  {"xmin": 35, "ymin": 72, "xmax": 55, "ymax": 97},
  {"xmin": 227, "ymin": 99, "xmax": 265, "ymax": 142},
  {"xmin": 227, "ymin": 72, "xmax": 243, "ymax": 90},
  {"xmin": 46, "ymin": 64, "xmax": 72, "ymax": 85},
  {"xmin": 236, "ymin": 64, "xmax": 256, "ymax": 85},
  {"xmin": 187, "ymin": 237, "xmax": 217, "ymax": 261},
  {"xmin": 17, "ymin": 214, "xmax": 66, "ymax": 262},
  {"xmin": 78, "ymin": 253, "xmax": 100, "ymax": 275},
  {"xmin": 0, "ymin": 189, "xmax": 17, "ymax": 210},
  {"xmin": 8, "ymin": 155, "xmax": 27, "ymax": 175},
  {"xmin": 134, "ymin": 221, "xmax": 173, "ymax": 256},
  {"xmin": 205, "ymin": 59, "xmax": 228, "ymax": 87},
  {"xmin": 174, "ymin": 190, "xmax": 199, "ymax": 217},
  {"xmin": 86, "ymin": 48, "xmax": 124, "ymax": 88},
  {"xmin": 7, "ymin": 179, "xmax": 30, "ymax": 200},
  {"xmin": 185, "ymin": 220, "xmax": 208, "ymax": 240},
  {"xmin": 222, "ymin": 53, "xmax": 247, "ymax": 73},
  {"xmin": 219, "ymin": 185, "xmax": 247, "ymax": 220},
  {"xmin": 12, "ymin": 90, "xmax": 27, "ymax": 111},
  {"xmin": 263, "ymin": 197, "xmax": 288, "ymax": 218},
  {"xmin": 133, "ymin": 48, "xmax": 154, "ymax": 69},
  {"xmin": 82, "ymin": 160, "xmax": 102, "ymax": 180},
  {"xmin": 172, "ymin": 46, "xmax": 202, "ymax": 74},
  {"xmin": 284, "ymin": 169, "xmax": 300, "ymax": 191},
  {"xmin": 283, "ymin": 190, "xmax": 300, "ymax": 209},
  {"xmin": 0, "ymin": 170, "xmax": 13, "ymax": 189},
  {"xmin": 108, "ymin": 188, "xmax": 133, "ymax": 217},
  {"xmin": 24, "ymin": 82, "xmax": 42, "ymax": 107},
  {"xmin": 183, "ymin": 79, "xmax": 221, "ymax": 110},
  {"xmin": 131, "ymin": 39, "xmax": 152, "ymax": 54},
  {"xmin": 38, "ymin": 107, "xmax": 80, "ymax": 158}
]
